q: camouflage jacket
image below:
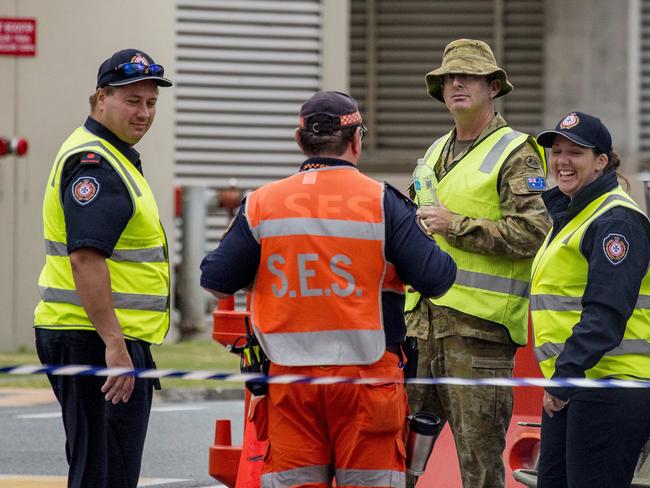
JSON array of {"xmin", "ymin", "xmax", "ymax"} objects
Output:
[{"xmin": 407, "ymin": 113, "xmax": 551, "ymax": 344}]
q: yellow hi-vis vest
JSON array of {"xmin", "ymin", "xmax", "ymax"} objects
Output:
[
  {"xmin": 405, "ymin": 126, "xmax": 546, "ymax": 345},
  {"xmin": 34, "ymin": 126, "xmax": 170, "ymax": 344},
  {"xmin": 530, "ymin": 186, "xmax": 650, "ymax": 380}
]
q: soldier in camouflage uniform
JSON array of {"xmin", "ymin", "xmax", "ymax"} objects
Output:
[{"xmin": 405, "ymin": 39, "xmax": 551, "ymax": 488}]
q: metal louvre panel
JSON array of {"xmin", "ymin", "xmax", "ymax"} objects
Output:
[
  {"xmin": 350, "ymin": 0, "xmax": 544, "ymax": 169},
  {"xmin": 175, "ymin": 0, "xmax": 321, "ymax": 190},
  {"xmin": 376, "ymin": 0, "xmax": 494, "ymax": 149},
  {"xmin": 641, "ymin": 0, "xmax": 650, "ymax": 161},
  {"xmin": 174, "ymin": 0, "xmax": 322, "ymax": 309},
  {"xmin": 502, "ymin": 0, "xmax": 544, "ymax": 136},
  {"xmin": 173, "ymin": 214, "xmax": 234, "ymax": 265},
  {"xmin": 349, "ymin": 0, "xmax": 368, "ymax": 114}
]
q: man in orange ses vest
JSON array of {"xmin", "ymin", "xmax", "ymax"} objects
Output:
[{"xmin": 200, "ymin": 91, "xmax": 457, "ymax": 488}]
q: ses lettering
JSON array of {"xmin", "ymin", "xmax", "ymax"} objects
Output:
[{"xmin": 267, "ymin": 253, "xmax": 359, "ymax": 298}]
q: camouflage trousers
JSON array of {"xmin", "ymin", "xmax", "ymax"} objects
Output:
[{"xmin": 405, "ymin": 305, "xmax": 516, "ymax": 488}]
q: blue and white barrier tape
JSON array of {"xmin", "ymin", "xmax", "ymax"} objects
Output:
[{"xmin": 1, "ymin": 364, "xmax": 649, "ymax": 388}]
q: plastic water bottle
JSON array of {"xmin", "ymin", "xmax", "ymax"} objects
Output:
[{"xmin": 412, "ymin": 158, "xmax": 437, "ymax": 205}]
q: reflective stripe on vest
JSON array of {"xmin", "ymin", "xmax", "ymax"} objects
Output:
[
  {"xmin": 39, "ymin": 286, "xmax": 169, "ymax": 312},
  {"xmin": 45, "ymin": 239, "xmax": 166, "ymax": 262},
  {"xmin": 405, "ymin": 126, "xmax": 544, "ymax": 345},
  {"xmin": 247, "ymin": 166, "xmax": 397, "ymax": 366},
  {"xmin": 455, "ymin": 269, "xmax": 530, "ymax": 298},
  {"xmin": 50, "ymin": 138, "xmax": 142, "ymax": 197},
  {"xmin": 34, "ymin": 126, "xmax": 170, "ymax": 344},
  {"xmin": 530, "ymin": 186, "xmax": 650, "ymax": 379},
  {"xmin": 250, "ymin": 218, "xmax": 384, "ymax": 241}
]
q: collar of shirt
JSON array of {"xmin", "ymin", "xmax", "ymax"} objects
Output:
[
  {"xmin": 299, "ymin": 157, "xmax": 357, "ymax": 172},
  {"xmin": 84, "ymin": 116, "xmax": 142, "ymax": 169},
  {"xmin": 543, "ymin": 169, "xmax": 618, "ymax": 223},
  {"xmin": 448, "ymin": 111, "xmax": 507, "ymax": 144},
  {"xmin": 441, "ymin": 112, "xmax": 507, "ymax": 170}
]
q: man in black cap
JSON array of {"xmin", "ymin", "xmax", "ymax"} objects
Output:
[
  {"xmin": 200, "ymin": 91, "xmax": 456, "ymax": 487},
  {"xmin": 34, "ymin": 48, "xmax": 173, "ymax": 488}
]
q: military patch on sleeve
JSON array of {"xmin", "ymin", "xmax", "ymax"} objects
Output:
[
  {"xmin": 71, "ymin": 176, "xmax": 100, "ymax": 206},
  {"xmin": 603, "ymin": 233, "xmax": 629, "ymax": 265},
  {"xmin": 525, "ymin": 176, "xmax": 546, "ymax": 192},
  {"xmin": 79, "ymin": 152, "xmax": 101, "ymax": 165},
  {"xmin": 525, "ymin": 156, "xmax": 541, "ymax": 170}
]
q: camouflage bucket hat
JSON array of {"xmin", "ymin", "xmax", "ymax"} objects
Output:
[{"xmin": 425, "ymin": 39, "xmax": 513, "ymax": 102}]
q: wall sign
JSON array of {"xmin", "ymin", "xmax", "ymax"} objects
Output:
[{"xmin": 0, "ymin": 18, "xmax": 36, "ymax": 56}]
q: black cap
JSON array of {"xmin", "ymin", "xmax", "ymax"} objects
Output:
[
  {"xmin": 96, "ymin": 48, "xmax": 173, "ymax": 89},
  {"xmin": 299, "ymin": 91, "xmax": 363, "ymax": 134},
  {"xmin": 537, "ymin": 112, "xmax": 612, "ymax": 155}
]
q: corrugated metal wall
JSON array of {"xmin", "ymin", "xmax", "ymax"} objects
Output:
[
  {"xmin": 174, "ymin": 0, "xmax": 323, "ymax": 265},
  {"xmin": 501, "ymin": 0, "xmax": 545, "ymax": 134},
  {"xmin": 350, "ymin": 0, "xmax": 544, "ymax": 171},
  {"xmin": 175, "ymin": 0, "xmax": 322, "ymax": 189}
]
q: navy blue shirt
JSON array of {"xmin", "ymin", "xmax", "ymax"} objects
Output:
[
  {"xmin": 543, "ymin": 170, "xmax": 650, "ymax": 400},
  {"xmin": 61, "ymin": 117, "xmax": 141, "ymax": 256},
  {"xmin": 200, "ymin": 157, "xmax": 457, "ymax": 345}
]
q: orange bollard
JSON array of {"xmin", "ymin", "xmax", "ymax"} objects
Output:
[{"xmin": 209, "ymin": 295, "xmax": 250, "ymax": 487}]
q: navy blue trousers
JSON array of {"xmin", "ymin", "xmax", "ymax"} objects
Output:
[
  {"xmin": 35, "ymin": 329, "xmax": 156, "ymax": 488},
  {"xmin": 538, "ymin": 387, "xmax": 650, "ymax": 488}
]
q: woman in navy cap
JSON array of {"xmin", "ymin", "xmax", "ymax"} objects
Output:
[{"xmin": 530, "ymin": 112, "xmax": 650, "ymax": 487}]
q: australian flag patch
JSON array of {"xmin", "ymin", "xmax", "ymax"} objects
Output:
[{"xmin": 525, "ymin": 176, "xmax": 546, "ymax": 191}]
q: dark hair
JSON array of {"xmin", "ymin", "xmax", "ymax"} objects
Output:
[
  {"xmin": 596, "ymin": 148, "xmax": 629, "ymax": 191},
  {"xmin": 298, "ymin": 126, "xmax": 357, "ymax": 156},
  {"xmin": 88, "ymin": 86, "xmax": 115, "ymax": 111}
]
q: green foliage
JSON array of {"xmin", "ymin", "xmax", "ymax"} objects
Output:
[{"xmin": 0, "ymin": 339, "xmax": 240, "ymax": 389}]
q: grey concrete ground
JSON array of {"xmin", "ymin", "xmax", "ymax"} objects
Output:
[{"xmin": 0, "ymin": 389, "xmax": 245, "ymax": 487}]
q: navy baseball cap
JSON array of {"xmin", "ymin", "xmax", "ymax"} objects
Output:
[
  {"xmin": 96, "ymin": 48, "xmax": 173, "ymax": 89},
  {"xmin": 537, "ymin": 112, "xmax": 612, "ymax": 155},
  {"xmin": 299, "ymin": 91, "xmax": 363, "ymax": 134}
]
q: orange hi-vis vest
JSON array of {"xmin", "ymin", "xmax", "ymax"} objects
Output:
[{"xmin": 245, "ymin": 165, "xmax": 402, "ymax": 366}]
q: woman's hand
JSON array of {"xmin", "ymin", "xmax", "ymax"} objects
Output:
[{"xmin": 543, "ymin": 390, "xmax": 567, "ymax": 417}]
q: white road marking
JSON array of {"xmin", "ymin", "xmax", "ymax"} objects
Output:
[
  {"xmin": 16, "ymin": 405, "xmax": 209, "ymax": 419},
  {"xmin": 15, "ymin": 412, "xmax": 60, "ymax": 419}
]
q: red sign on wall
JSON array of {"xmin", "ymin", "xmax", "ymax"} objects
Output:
[{"xmin": 0, "ymin": 18, "xmax": 36, "ymax": 56}]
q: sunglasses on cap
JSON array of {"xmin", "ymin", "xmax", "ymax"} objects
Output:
[{"xmin": 114, "ymin": 62, "xmax": 164, "ymax": 78}]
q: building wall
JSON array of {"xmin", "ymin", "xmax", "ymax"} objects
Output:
[
  {"xmin": 544, "ymin": 0, "xmax": 633, "ymax": 162},
  {"xmin": 544, "ymin": 0, "xmax": 650, "ymax": 207},
  {"xmin": 0, "ymin": 0, "xmax": 175, "ymax": 351}
]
